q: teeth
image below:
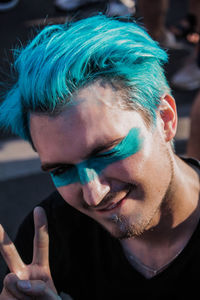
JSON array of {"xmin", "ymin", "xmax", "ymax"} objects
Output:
[
  {"xmin": 100, "ymin": 188, "xmax": 132, "ymax": 212},
  {"xmin": 105, "ymin": 202, "xmax": 118, "ymax": 211}
]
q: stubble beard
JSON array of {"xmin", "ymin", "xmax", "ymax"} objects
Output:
[
  {"xmin": 108, "ymin": 209, "xmax": 159, "ymax": 240},
  {"xmin": 111, "ymin": 215, "xmax": 145, "ymax": 240},
  {"xmin": 108, "ymin": 149, "xmax": 174, "ymax": 240}
]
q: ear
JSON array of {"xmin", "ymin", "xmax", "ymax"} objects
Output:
[{"xmin": 158, "ymin": 94, "xmax": 177, "ymax": 142}]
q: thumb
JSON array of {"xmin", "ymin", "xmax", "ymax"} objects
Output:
[{"xmin": 17, "ymin": 280, "xmax": 61, "ymax": 300}]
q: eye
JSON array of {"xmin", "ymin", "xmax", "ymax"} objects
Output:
[
  {"xmin": 95, "ymin": 150, "xmax": 117, "ymax": 158},
  {"xmin": 51, "ymin": 166, "xmax": 72, "ymax": 176}
]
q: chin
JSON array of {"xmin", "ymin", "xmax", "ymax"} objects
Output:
[{"xmin": 103, "ymin": 214, "xmax": 148, "ymax": 240}]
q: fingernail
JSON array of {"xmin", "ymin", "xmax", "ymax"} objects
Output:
[{"xmin": 18, "ymin": 280, "xmax": 32, "ymax": 290}]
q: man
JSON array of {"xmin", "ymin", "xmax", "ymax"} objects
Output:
[{"xmin": 0, "ymin": 14, "xmax": 199, "ymax": 300}]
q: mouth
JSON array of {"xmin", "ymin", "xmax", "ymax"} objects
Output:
[{"xmin": 96, "ymin": 187, "xmax": 133, "ymax": 213}]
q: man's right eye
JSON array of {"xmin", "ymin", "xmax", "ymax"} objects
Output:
[{"xmin": 51, "ymin": 166, "xmax": 70, "ymax": 176}]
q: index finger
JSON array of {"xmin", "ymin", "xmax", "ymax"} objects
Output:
[
  {"xmin": 0, "ymin": 224, "xmax": 25, "ymax": 274},
  {"xmin": 32, "ymin": 206, "xmax": 50, "ymax": 267}
]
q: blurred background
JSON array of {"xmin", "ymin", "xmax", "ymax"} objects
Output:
[{"xmin": 0, "ymin": 0, "xmax": 199, "ymax": 288}]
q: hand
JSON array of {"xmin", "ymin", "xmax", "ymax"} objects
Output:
[{"xmin": 0, "ymin": 206, "xmax": 59, "ymax": 300}]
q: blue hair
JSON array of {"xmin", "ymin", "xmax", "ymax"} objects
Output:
[{"xmin": 0, "ymin": 14, "xmax": 170, "ymax": 142}]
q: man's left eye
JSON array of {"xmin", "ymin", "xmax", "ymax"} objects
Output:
[{"xmin": 95, "ymin": 151, "xmax": 116, "ymax": 158}]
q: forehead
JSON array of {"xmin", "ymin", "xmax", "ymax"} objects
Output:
[{"xmin": 30, "ymin": 82, "xmax": 147, "ymax": 161}]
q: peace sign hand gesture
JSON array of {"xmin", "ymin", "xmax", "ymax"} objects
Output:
[{"xmin": 0, "ymin": 206, "xmax": 59, "ymax": 300}]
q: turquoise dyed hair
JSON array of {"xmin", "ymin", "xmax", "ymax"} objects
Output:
[{"xmin": 0, "ymin": 14, "xmax": 170, "ymax": 142}]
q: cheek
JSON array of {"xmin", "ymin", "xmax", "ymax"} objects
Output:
[
  {"xmin": 103, "ymin": 157, "xmax": 139, "ymax": 184},
  {"xmin": 103, "ymin": 134, "xmax": 154, "ymax": 182},
  {"xmin": 104, "ymin": 144, "xmax": 160, "ymax": 186}
]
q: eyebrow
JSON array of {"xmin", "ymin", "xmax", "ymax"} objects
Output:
[{"xmin": 41, "ymin": 136, "xmax": 124, "ymax": 172}]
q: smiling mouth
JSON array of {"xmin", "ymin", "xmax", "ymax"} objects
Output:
[
  {"xmin": 98, "ymin": 199, "xmax": 125, "ymax": 212},
  {"xmin": 96, "ymin": 188, "xmax": 133, "ymax": 213}
]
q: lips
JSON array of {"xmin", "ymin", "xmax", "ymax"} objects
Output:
[
  {"xmin": 97, "ymin": 188, "xmax": 132, "ymax": 212},
  {"xmin": 100, "ymin": 200, "xmax": 123, "ymax": 211}
]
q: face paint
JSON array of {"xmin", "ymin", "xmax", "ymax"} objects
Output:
[{"xmin": 50, "ymin": 127, "xmax": 144, "ymax": 187}]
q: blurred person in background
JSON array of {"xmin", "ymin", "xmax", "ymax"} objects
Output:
[
  {"xmin": 186, "ymin": 89, "xmax": 200, "ymax": 159},
  {"xmin": 137, "ymin": 0, "xmax": 185, "ymax": 49},
  {"xmin": 169, "ymin": 0, "xmax": 200, "ymax": 90},
  {"xmin": 54, "ymin": 0, "xmax": 105, "ymax": 11},
  {"xmin": 54, "ymin": 0, "xmax": 136, "ymax": 16},
  {"xmin": 0, "ymin": 0, "xmax": 19, "ymax": 11},
  {"xmin": 138, "ymin": 0, "xmax": 170, "ymax": 46},
  {"xmin": 138, "ymin": 0, "xmax": 200, "ymax": 50}
]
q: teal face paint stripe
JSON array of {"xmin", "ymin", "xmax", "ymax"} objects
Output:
[
  {"xmin": 50, "ymin": 165, "xmax": 79, "ymax": 187},
  {"xmin": 50, "ymin": 127, "xmax": 144, "ymax": 187},
  {"xmin": 77, "ymin": 162, "xmax": 98, "ymax": 185}
]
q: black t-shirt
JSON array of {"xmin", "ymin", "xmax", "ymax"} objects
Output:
[{"xmin": 14, "ymin": 157, "xmax": 200, "ymax": 300}]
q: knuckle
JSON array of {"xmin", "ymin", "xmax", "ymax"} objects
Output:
[
  {"xmin": 3, "ymin": 273, "xmax": 17, "ymax": 286},
  {"xmin": 4, "ymin": 276, "xmax": 31, "ymax": 300}
]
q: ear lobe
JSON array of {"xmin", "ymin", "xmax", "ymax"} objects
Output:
[{"xmin": 159, "ymin": 94, "xmax": 177, "ymax": 142}]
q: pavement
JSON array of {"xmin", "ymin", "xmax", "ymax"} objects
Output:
[{"xmin": 0, "ymin": 0, "xmax": 198, "ymax": 289}]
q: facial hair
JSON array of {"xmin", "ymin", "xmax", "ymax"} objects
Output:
[{"xmin": 108, "ymin": 148, "xmax": 174, "ymax": 240}]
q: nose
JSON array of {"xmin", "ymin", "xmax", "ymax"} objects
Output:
[{"xmin": 82, "ymin": 176, "xmax": 110, "ymax": 207}]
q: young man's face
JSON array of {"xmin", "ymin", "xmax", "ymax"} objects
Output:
[{"xmin": 30, "ymin": 81, "xmax": 175, "ymax": 239}]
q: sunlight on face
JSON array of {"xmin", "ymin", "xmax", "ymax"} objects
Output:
[{"xmin": 30, "ymin": 81, "xmax": 173, "ymax": 239}]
